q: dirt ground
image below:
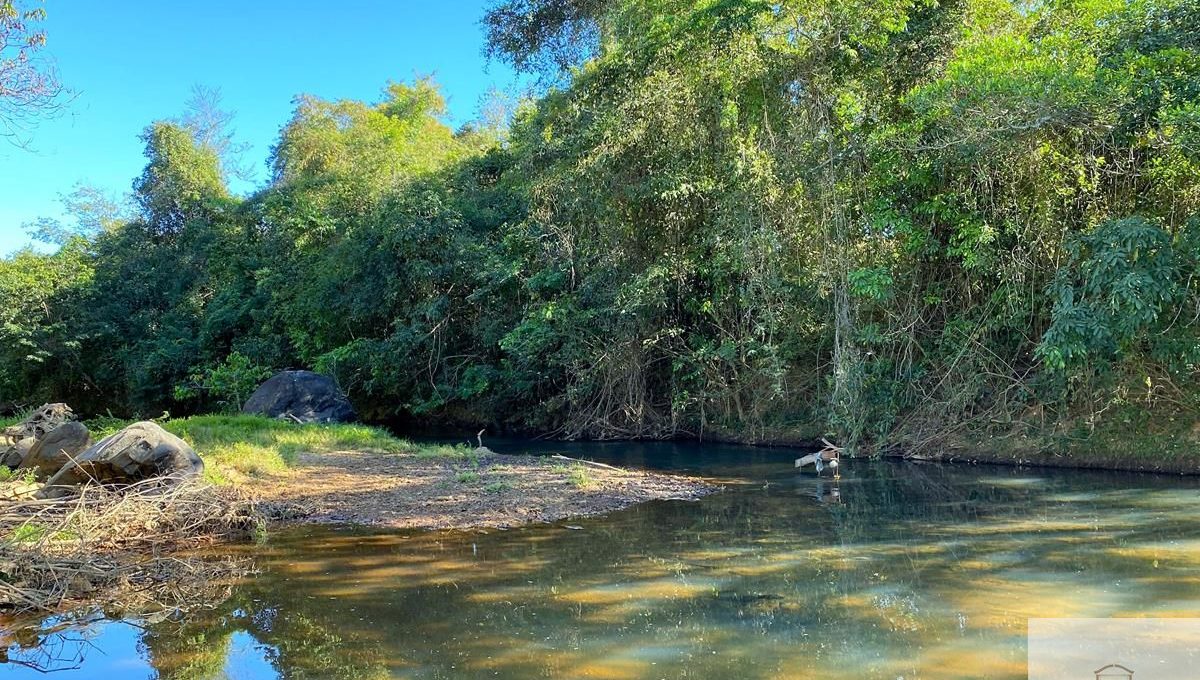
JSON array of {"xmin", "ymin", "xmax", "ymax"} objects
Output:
[{"xmin": 252, "ymin": 449, "xmax": 718, "ymax": 529}]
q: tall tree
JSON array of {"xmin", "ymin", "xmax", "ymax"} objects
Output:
[{"xmin": 0, "ymin": 0, "xmax": 64, "ymax": 145}]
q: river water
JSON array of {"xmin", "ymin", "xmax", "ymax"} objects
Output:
[{"xmin": 4, "ymin": 440, "xmax": 1200, "ymax": 678}]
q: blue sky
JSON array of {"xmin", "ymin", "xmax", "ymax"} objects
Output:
[{"xmin": 0, "ymin": 1, "xmax": 519, "ymax": 254}]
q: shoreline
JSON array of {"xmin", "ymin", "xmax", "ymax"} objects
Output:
[
  {"xmin": 601, "ymin": 430, "xmax": 1200, "ymax": 476},
  {"xmin": 252, "ymin": 448, "xmax": 718, "ymax": 530}
]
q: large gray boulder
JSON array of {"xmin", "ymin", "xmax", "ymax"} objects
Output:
[
  {"xmin": 241, "ymin": 370, "xmax": 356, "ymax": 424},
  {"xmin": 18, "ymin": 421, "xmax": 90, "ymax": 478},
  {"xmin": 37, "ymin": 421, "xmax": 203, "ymax": 498}
]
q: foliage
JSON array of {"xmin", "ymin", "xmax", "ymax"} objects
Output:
[
  {"xmin": 173, "ymin": 352, "xmax": 274, "ymax": 412},
  {"xmin": 1039, "ymin": 217, "xmax": 1194, "ymax": 373},
  {"xmin": 2, "ymin": 3, "xmax": 1199, "ymax": 455},
  {"xmin": 0, "ymin": 0, "xmax": 65, "ymax": 144}
]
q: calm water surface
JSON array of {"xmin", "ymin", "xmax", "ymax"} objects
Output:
[{"xmin": 4, "ymin": 440, "xmax": 1200, "ymax": 678}]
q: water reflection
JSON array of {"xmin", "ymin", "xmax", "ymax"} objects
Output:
[{"xmin": 4, "ymin": 445, "xmax": 1200, "ymax": 679}]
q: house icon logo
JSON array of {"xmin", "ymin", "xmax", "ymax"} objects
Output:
[{"xmin": 1094, "ymin": 664, "xmax": 1134, "ymax": 679}]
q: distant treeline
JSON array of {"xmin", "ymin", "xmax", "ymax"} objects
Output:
[{"xmin": 3, "ymin": 0, "xmax": 1199, "ymax": 453}]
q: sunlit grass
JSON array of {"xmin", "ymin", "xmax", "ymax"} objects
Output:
[
  {"xmin": 5, "ymin": 411, "xmax": 480, "ymax": 487},
  {"xmin": 157, "ymin": 415, "xmax": 414, "ymax": 484},
  {"xmin": 549, "ymin": 462, "xmax": 593, "ymax": 487},
  {"xmin": 415, "ymin": 443, "xmax": 476, "ymax": 460},
  {"xmin": 567, "ymin": 464, "xmax": 592, "ymax": 488},
  {"xmin": 29, "ymin": 414, "xmax": 451, "ymax": 486}
]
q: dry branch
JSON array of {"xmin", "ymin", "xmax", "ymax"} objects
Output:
[{"xmin": 0, "ymin": 478, "xmax": 261, "ymax": 615}]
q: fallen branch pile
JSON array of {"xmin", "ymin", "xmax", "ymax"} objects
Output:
[{"xmin": 0, "ymin": 478, "xmax": 263, "ymax": 615}]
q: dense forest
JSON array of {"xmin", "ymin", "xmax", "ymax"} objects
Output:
[{"xmin": 2, "ymin": 0, "xmax": 1199, "ymax": 455}]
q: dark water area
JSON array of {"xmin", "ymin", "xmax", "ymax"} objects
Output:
[{"xmin": 4, "ymin": 441, "xmax": 1200, "ymax": 678}]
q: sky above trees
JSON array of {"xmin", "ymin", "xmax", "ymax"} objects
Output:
[{"xmin": 0, "ymin": 0, "xmax": 518, "ymax": 254}]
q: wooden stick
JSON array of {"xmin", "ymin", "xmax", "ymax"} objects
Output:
[{"xmin": 549, "ymin": 454, "xmax": 625, "ymax": 472}]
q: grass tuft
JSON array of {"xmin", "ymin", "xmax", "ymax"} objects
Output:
[
  {"xmin": 551, "ymin": 462, "xmax": 594, "ymax": 486},
  {"xmin": 0, "ymin": 467, "xmax": 35, "ymax": 484},
  {"xmin": 565, "ymin": 463, "xmax": 592, "ymax": 489}
]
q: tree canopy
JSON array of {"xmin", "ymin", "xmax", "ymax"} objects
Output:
[{"xmin": 3, "ymin": 0, "xmax": 1199, "ymax": 453}]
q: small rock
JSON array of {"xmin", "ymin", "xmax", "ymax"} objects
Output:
[
  {"xmin": 1, "ymin": 403, "xmax": 77, "ymax": 468},
  {"xmin": 1, "ymin": 437, "xmax": 35, "ymax": 468},
  {"xmin": 19, "ymin": 421, "xmax": 90, "ymax": 478}
]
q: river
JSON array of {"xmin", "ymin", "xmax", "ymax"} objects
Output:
[{"xmin": 4, "ymin": 440, "xmax": 1200, "ymax": 678}]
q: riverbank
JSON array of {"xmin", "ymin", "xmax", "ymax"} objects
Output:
[
  {"xmin": 2, "ymin": 414, "xmax": 718, "ymax": 529},
  {"xmin": 0, "ymin": 414, "xmax": 716, "ymax": 614},
  {"xmin": 176, "ymin": 415, "xmax": 716, "ymax": 528}
]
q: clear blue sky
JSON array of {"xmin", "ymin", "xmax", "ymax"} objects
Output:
[{"xmin": 0, "ymin": 1, "xmax": 519, "ymax": 255}]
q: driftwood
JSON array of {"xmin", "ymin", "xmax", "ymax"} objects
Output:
[
  {"xmin": 795, "ymin": 438, "xmax": 843, "ymax": 471},
  {"xmin": 550, "ymin": 454, "xmax": 625, "ymax": 472}
]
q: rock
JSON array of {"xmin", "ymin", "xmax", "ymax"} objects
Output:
[
  {"xmin": 2, "ymin": 403, "xmax": 76, "ymax": 442},
  {"xmin": 1, "ymin": 403, "xmax": 77, "ymax": 468},
  {"xmin": 37, "ymin": 421, "xmax": 203, "ymax": 498},
  {"xmin": 18, "ymin": 421, "xmax": 91, "ymax": 478},
  {"xmin": 241, "ymin": 370, "xmax": 356, "ymax": 424},
  {"xmin": 1, "ymin": 437, "xmax": 35, "ymax": 468}
]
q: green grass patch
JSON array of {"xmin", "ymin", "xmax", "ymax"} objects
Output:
[
  {"xmin": 455, "ymin": 470, "xmax": 480, "ymax": 484},
  {"xmin": 568, "ymin": 465, "xmax": 592, "ymax": 488},
  {"xmin": 551, "ymin": 462, "xmax": 596, "ymax": 487},
  {"xmin": 0, "ymin": 467, "xmax": 35, "ymax": 484},
  {"xmin": 9, "ymin": 523, "xmax": 49, "ymax": 544},
  {"xmin": 158, "ymin": 415, "xmax": 414, "ymax": 484},
  {"xmin": 415, "ymin": 443, "xmax": 476, "ymax": 460},
  {"xmin": 84, "ymin": 415, "xmax": 132, "ymax": 439},
  {"xmin": 54, "ymin": 414, "xmax": 423, "ymax": 486},
  {"xmin": 5, "ymin": 412, "xmax": 481, "ymax": 486}
]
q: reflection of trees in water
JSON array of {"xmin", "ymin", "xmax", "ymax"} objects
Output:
[
  {"xmin": 139, "ymin": 463, "xmax": 1200, "ymax": 678},
  {"xmin": 0, "ymin": 612, "xmax": 101, "ymax": 674},
  {"xmin": 139, "ymin": 574, "xmax": 394, "ymax": 679},
  {"xmin": 9, "ymin": 460, "xmax": 1200, "ymax": 679},
  {"xmin": 140, "ymin": 620, "xmax": 232, "ymax": 680}
]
